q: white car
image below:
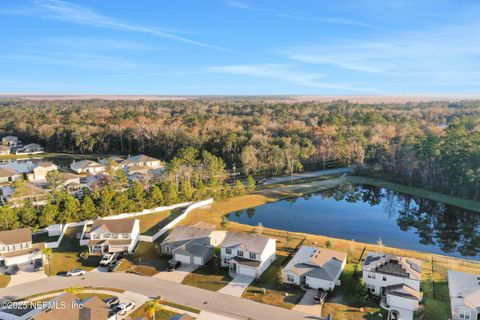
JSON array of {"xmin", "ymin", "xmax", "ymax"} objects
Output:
[
  {"xmin": 66, "ymin": 269, "xmax": 86, "ymax": 277},
  {"xmin": 100, "ymin": 253, "xmax": 115, "ymax": 266},
  {"xmin": 116, "ymin": 301, "xmax": 135, "ymax": 315}
]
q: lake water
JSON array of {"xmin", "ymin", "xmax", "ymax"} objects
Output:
[{"xmin": 227, "ymin": 184, "xmax": 480, "ymax": 259}]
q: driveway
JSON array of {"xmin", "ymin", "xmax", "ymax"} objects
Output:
[
  {"xmin": 0, "ymin": 272, "xmax": 311, "ymax": 320},
  {"xmin": 117, "ymin": 291, "xmax": 149, "ymax": 319},
  {"xmin": 154, "ymin": 264, "xmax": 198, "ymax": 283},
  {"xmin": 264, "ymin": 167, "xmax": 352, "ymax": 185},
  {"xmin": 218, "ymin": 274, "xmax": 254, "ymax": 297},
  {"xmin": 198, "ymin": 311, "xmax": 236, "ymax": 319},
  {"xmin": 292, "ymin": 289, "xmax": 323, "ymax": 317},
  {"xmin": 7, "ymin": 264, "xmax": 47, "ymax": 287}
]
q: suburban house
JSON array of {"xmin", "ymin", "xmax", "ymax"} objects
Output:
[
  {"xmin": 122, "ymin": 154, "xmax": 163, "ymax": 169},
  {"xmin": 34, "ymin": 292, "xmax": 112, "ymax": 320},
  {"xmin": 70, "ymin": 160, "xmax": 106, "ymax": 174},
  {"xmin": 84, "ymin": 218, "xmax": 140, "ymax": 254},
  {"xmin": 161, "ymin": 222, "xmax": 226, "ymax": 266},
  {"xmin": 27, "ymin": 162, "xmax": 58, "ymax": 182},
  {"xmin": 99, "ymin": 156, "xmax": 124, "ymax": 170},
  {"xmin": 2, "ymin": 136, "xmax": 19, "ymax": 146},
  {"xmin": 15, "ymin": 143, "xmax": 44, "ymax": 155},
  {"xmin": 448, "ymin": 270, "xmax": 480, "ymax": 320},
  {"xmin": 1, "ymin": 183, "xmax": 50, "ymax": 207},
  {"xmin": 220, "ymin": 232, "xmax": 276, "ymax": 278},
  {"xmin": 0, "ymin": 228, "xmax": 44, "ymax": 267},
  {"xmin": 0, "ymin": 145, "xmax": 10, "ymax": 155},
  {"xmin": 0, "ymin": 167, "xmax": 21, "ymax": 183},
  {"xmin": 282, "ymin": 245, "xmax": 346, "ymax": 291},
  {"xmin": 363, "ymin": 252, "xmax": 422, "ymax": 320}
]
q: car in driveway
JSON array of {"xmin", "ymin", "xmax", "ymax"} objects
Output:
[
  {"xmin": 116, "ymin": 301, "xmax": 135, "ymax": 315},
  {"xmin": 33, "ymin": 259, "xmax": 43, "ymax": 271},
  {"xmin": 167, "ymin": 260, "xmax": 181, "ymax": 272},
  {"xmin": 107, "ymin": 260, "xmax": 120, "ymax": 272},
  {"xmin": 103, "ymin": 297, "xmax": 120, "ymax": 308},
  {"xmin": 313, "ymin": 288, "xmax": 328, "ymax": 304},
  {"xmin": 66, "ymin": 269, "xmax": 86, "ymax": 277},
  {"xmin": 5, "ymin": 265, "xmax": 19, "ymax": 275},
  {"xmin": 100, "ymin": 253, "xmax": 115, "ymax": 266}
]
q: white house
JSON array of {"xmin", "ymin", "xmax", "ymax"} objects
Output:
[
  {"xmin": 282, "ymin": 245, "xmax": 346, "ymax": 291},
  {"xmin": 0, "ymin": 167, "xmax": 21, "ymax": 183},
  {"xmin": 122, "ymin": 154, "xmax": 163, "ymax": 169},
  {"xmin": 2, "ymin": 136, "xmax": 19, "ymax": 147},
  {"xmin": 0, "ymin": 228, "xmax": 44, "ymax": 267},
  {"xmin": 448, "ymin": 270, "xmax": 480, "ymax": 320},
  {"xmin": 99, "ymin": 156, "xmax": 124, "ymax": 170},
  {"xmin": 363, "ymin": 252, "xmax": 422, "ymax": 320},
  {"xmin": 84, "ymin": 218, "xmax": 140, "ymax": 254},
  {"xmin": 15, "ymin": 143, "xmax": 44, "ymax": 155},
  {"xmin": 70, "ymin": 160, "xmax": 106, "ymax": 174},
  {"xmin": 27, "ymin": 161, "xmax": 58, "ymax": 182},
  {"xmin": 220, "ymin": 232, "xmax": 276, "ymax": 278},
  {"xmin": 161, "ymin": 222, "xmax": 226, "ymax": 266},
  {"xmin": 0, "ymin": 145, "xmax": 10, "ymax": 155}
]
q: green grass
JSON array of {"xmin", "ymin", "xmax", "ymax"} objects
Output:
[
  {"xmin": 0, "ymin": 274, "xmax": 11, "ymax": 288},
  {"xmin": 160, "ymin": 300, "xmax": 201, "ymax": 314},
  {"xmin": 116, "ymin": 241, "xmax": 169, "ymax": 276},
  {"xmin": 182, "ymin": 258, "xmax": 232, "ymax": 291},
  {"xmin": 129, "ymin": 303, "xmax": 179, "ymax": 320},
  {"xmin": 137, "ymin": 209, "xmax": 183, "ymax": 236},
  {"xmin": 46, "ymin": 226, "xmax": 101, "ymax": 276}
]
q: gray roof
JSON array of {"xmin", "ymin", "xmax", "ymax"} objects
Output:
[
  {"xmin": 90, "ymin": 219, "xmax": 136, "ymax": 234},
  {"xmin": 283, "ymin": 245, "xmax": 346, "ymax": 281},
  {"xmin": 448, "ymin": 270, "xmax": 480, "ymax": 312},
  {"xmin": 363, "ymin": 252, "xmax": 422, "ymax": 281},
  {"xmin": 173, "ymin": 238, "xmax": 213, "ymax": 258},
  {"xmin": 163, "ymin": 222, "xmax": 215, "ymax": 244},
  {"xmin": 385, "ymin": 284, "xmax": 422, "ymax": 300},
  {"xmin": 220, "ymin": 232, "xmax": 273, "ymax": 254}
]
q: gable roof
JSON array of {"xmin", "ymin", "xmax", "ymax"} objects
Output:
[
  {"xmin": 283, "ymin": 246, "xmax": 346, "ymax": 281},
  {"xmin": 448, "ymin": 270, "xmax": 480, "ymax": 312},
  {"xmin": 90, "ymin": 219, "xmax": 136, "ymax": 234},
  {"xmin": 220, "ymin": 232, "xmax": 273, "ymax": 254},
  {"xmin": 0, "ymin": 167, "xmax": 19, "ymax": 178},
  {"xmin": 385, "ymin": 284, "xmax": 422, "ymax": 301},
  {"xmin": 71, "ymin": 160, "xmax": 104, "ymax": 170},
  {"xmin": 123, "ymin": 154, "xmax": 161, "ymax": 165},
  {"xmin": 0, "ymin": 228, "xmax": 31, "ymax": 245},
  {"xmin": 163, "ymin": 222, "xmax": 216, "ymax": 244},
  {"xmin": 34, "ymin": 292, "xmax": 109, "ymax": 320},
  {"xmin": 363, "ymin": 252, "xmax": 422, "ymax": 281},
  {"xmin": 35, "ymin": 161, "xmax": 56, "ymax": 169}
]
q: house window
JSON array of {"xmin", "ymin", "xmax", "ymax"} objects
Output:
[
  {"xmin": 225, "ymin": 248, "xmax": 232, "ymax": 254},
  {"xmin": 165, "ymin": 246, "xmax": 171, "ymax": 252},
  {"xmin": 237, "ymin": 250, "xmax": 244, "ymax": 257},
  {"xmin": 367, "ymin": 273, "xmax": 376, "ymax": 279},
  {"xmin": 93, "ymin": 234, "xmax": 100, "ymax": 240},
  {"xmin": 104, "ymin": 234, "xmax": 111, "ymax": 239},
  {"xmin": 460, "ymin": 310, "xmax": 471, "ymax": 319},
  {"xmin": 249, "ymin": 252, "xmax": 256, "ymax": 259},
  {"xmin": 223, "ymin": 258, "xmax": 228, "ymax": 264},
  {"xmin": 123, "ymin": 233, "xmax": 129, "ymax": 238},
  {"xmin": 112, "ymin": 234, "xmax": 119, "ymax": 239},
  {"xmin": 287, "ymin": 274, "xmax": 294, "ymax": 282},
  {"xmin": 382, "ymin": 276, "xmax": 387, "ymax": 281}
]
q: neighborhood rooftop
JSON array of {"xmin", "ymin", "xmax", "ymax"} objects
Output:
[
  {"xmin": 221, "ymin": 231, "xmax": 273, "ymax": 254},
  {"xmin": 363, "ymin": 252, "xmax": 422, "ymax": 281},
  {"xmin": 0, "ymin": 227, "xmax": 31, "ymax": 245},
  {"xmin": 163, "ymin": 222, "xmax": 216, "ymax": 243},
  {"xmin": 91, "ymin": 219, "xmax": 136, "ymax": 234},
  {"xmin": 448, "ymin": 270, "xmax": 480, "ymax": 312}
]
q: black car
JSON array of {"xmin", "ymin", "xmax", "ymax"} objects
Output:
[
  {"xmin": 117, "ymin": 251, "xmax": 128, "ymax": 259},
  {"xmin": 107, "ymin": 260, "xmax": 119, "ymax": 272},
  {"xmin": 313, "ymin": 288, "xmax": 328, "ymax": 304},
  {"xmin": 33, "ymin": 259, "xmax": 43, "ymax": 271},
  {"xmin": 167, "ymin": 261, "xmax": 181, "ymax": 272},
  {"xmin": 5, "ymin": 265, "xmax": 19, "ymax": 275},
  {"xmin": 103, "ymin": 297, "xmax": 120, "ymax": 308}
]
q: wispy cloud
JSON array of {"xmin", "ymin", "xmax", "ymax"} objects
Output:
[
  {"xmin": 277, "ymin": 13, "xmax": 370, "ymax": 27},
  {"xmin": 207, "ymin": 64, "xmax": 379, "ymax": 92},
  {"xmin": 2, "ymin": 0, "xmax": 231, "ymax": 52},
  {"xmin": 224, "ymin": 0, "xmax": 252, "ymax": 10}
]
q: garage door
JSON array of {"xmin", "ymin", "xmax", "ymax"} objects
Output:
[
  {"xmin": 238, "ymin": 265, "xmax": 257, "ymax": 277},
  {"xmin": 174, "ymin": 253, "xmax": 191, "ymax": 264},
  {"xmin": 193, "ymin": 256, "xmax": 203, "ymax": 265}
]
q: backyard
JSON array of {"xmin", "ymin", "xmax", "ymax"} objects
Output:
[{"xmin": 134, "ymin": 208, "xmax": 183, "ymax": 236}]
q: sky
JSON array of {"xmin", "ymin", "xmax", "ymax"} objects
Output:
[{"xmin": 1, "ymin": 0, "xmax": 480, "ymax": 95}]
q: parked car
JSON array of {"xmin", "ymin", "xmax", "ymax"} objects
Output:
[
  {"xmin": 107, "ymin": 260, "xmax": 119, "ymax": 272},
  {"xmin": 100, "ymin": 253, "xmax": 115, "ymax": 266},
  {"xmin": 116, "ymin": 251, "xmax": 128, "ymax": 259},
  {"xmin": 33, "ymin": 259, "xmax": 43, "ymax": 271},
  {"xmin": 5, "ymin": 265, "xmax": 19, "ymax": 275},
  {"xmin": 313, "ymin": 288, "xmax": 328, "ymax": 304},
  {"xmin": 66, "ymin": 269, "xmax": 86, "ymax": 277},
  {"xmin": 167, "ymin": 261, "xmax": 181, "ymax": 272},
  {"xmin": 103, "ymin": 297, "xmax": 120, "ymax": 308},
  {"xmin": 116, "ymin": 301, "xmax": 135, "ymax": 315}
]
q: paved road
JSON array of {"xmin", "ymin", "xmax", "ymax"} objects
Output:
[
  {"xmin": 264, "ymin": 167, "xmax": 352, "ymax": 185},
  {"xmin": 0, "ymin": 272, "xmax": 324, "ymax": 320}
]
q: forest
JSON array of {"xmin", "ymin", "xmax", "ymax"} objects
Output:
[{"xmin": 1, "ymin": 98, "xmax": 480, "ymax": 201}]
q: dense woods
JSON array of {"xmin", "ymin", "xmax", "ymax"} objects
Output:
[{"xmin": 2, "ymin": 98, "xmax": 480, "ymax": 201}]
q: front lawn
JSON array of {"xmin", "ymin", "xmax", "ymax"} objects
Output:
[
  {"xmin": 129, "ymin": 303, "xmax": 179, "ymax": 320},
  {"xmin": 46, "ymin": 226, "xmax": 101, "ymax": 276},
  {"xmin": 0, "ymin": 274, "xmax": 10, "ymax": 288},
  {"xmin": 116, "ymin": 241, "xmax": 169, "ymax": 276},
  {"xmin": 182, "ymin": 258, "xmax": 232, "ymax": 291}
]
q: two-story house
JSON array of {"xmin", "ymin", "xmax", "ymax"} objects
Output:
[
  {"xmin": 363, "ymin": 252, "xmax": 422, "ymax": 320},
  {"xmin": 85, "ymin": 219, "xmax": 140, "ymax": 254},
  {"xmin": 27, "ymin": 162, "xmax": 58, "ymax": 182},
  {"xmin": 0, "ymin": 145, "xmax": 10, "ymax": 155},
  {"xmin": 2, "ymin": 136, "xmax": 19, "ymax": 147},
  {"xmin": 448, "ymin": 270, "xmax": 480, "ymax": 320},
  {"xmin": 122, "ymin": 154, "xmax": 163, "ymax": 169},
  {"xmin": 0, "ymin": 228, "xmax": 44, "ymax": 267},
  {"xmin": 220, "ymin": 232, "xmax": 276, "ymax": 278},
  {"xmin": 71, "ymin": 160, "xmax": 106, "ymax": 174},
  {"xmin": 161, "ymin": 222, "xmax": 226, "ymax": 266}
]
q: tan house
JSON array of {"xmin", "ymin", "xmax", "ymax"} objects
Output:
[
  {"xmin": 27, "ymin": 162, "xmax": 58, "ymax": 182},
  {"xmin": 99, "ymin": 156, "xmax": 124, "ymax": 170},
  {"xmin": 0, "ymin": 167, "xmax": 21, "ymax": 183},
  {"xmin": 70, "ymin": 160, "xmax": 105, "ymax": 174},
  {"xmin": 2, "ymin": 183, "xmax": 50, "ymax": 206},
  {"xmin": 122, "ymin": 154, "xmax": 163, "ymax": 169},
  {"xmin": 0, "ymin": 145, "xmax": 10, "ymax": 155},
  {"xmin": 84, "ymin": 218, "xmax": 140, "ymax": 254},
  {"xmin": 0, "ymin": 228, "xmax": 44, "ymax": 267}
]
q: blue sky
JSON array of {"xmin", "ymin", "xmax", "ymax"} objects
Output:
[{"xmin": 1, "ymin": 0, "xmax": 480, "ymax": 95}]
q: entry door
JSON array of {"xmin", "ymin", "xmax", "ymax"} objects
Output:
[
  {"xmin": 301, "ymin": 276, "xmax": 306, "ymax": 284},
  {"xmin": 230, "ymin": 263, "xmax": 236, "ymax": 272}
]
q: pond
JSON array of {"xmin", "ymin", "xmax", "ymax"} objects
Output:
[{"xmin": 227, "ymin": 184, "xmax": 480, "ymax": 259}]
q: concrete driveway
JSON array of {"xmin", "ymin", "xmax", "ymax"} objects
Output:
[
  {"xmin": 117, "ymin": 291, "xmax": 149, "ymax": 319},
  {"xmin": 218, "ymin": 274, "xmax": 254, "ymax": 297},
  {"xmin": 292, "ymin": 289, "xmax": 323, "ymax": 317},
  {"xmin": 154, "ymin": 264, "xmax": 197, "ymax": 283},
  {"xmin": 7, "ymin": 264, "xmax": 47, "ymax": 287}
]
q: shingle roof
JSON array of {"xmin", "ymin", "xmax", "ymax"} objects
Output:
[
  {"xmin": 0, "ymin": 228, "xmax": 31, "ymax": 245},
  {"xmin": 363, "ymin": 252, "xmax": 422, "ymax": 281},
  {"xmin": 0, "ymin": 167, "xmax": 18, "ymax": 178},
  {"xmin": 385, "ymin": 284, "xmax": 422, "ymax": 300},
  {"xmin": 220, "ymin": 232, "xmax": 273, "ymax": 254},
  {"xmin": 71, "ymin": 160, "xmax": 105, "ymax": 170},
  {"xmin": 163, "ymin": 222, "xmax": 216, "ymax": 244},
  {"xmin": 34, "ymin": 292, "xmax": 109, "ymax": 320},
  {"xmin": 90, "ymin": 219, "xmax": 136, "ymax": 234}
]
